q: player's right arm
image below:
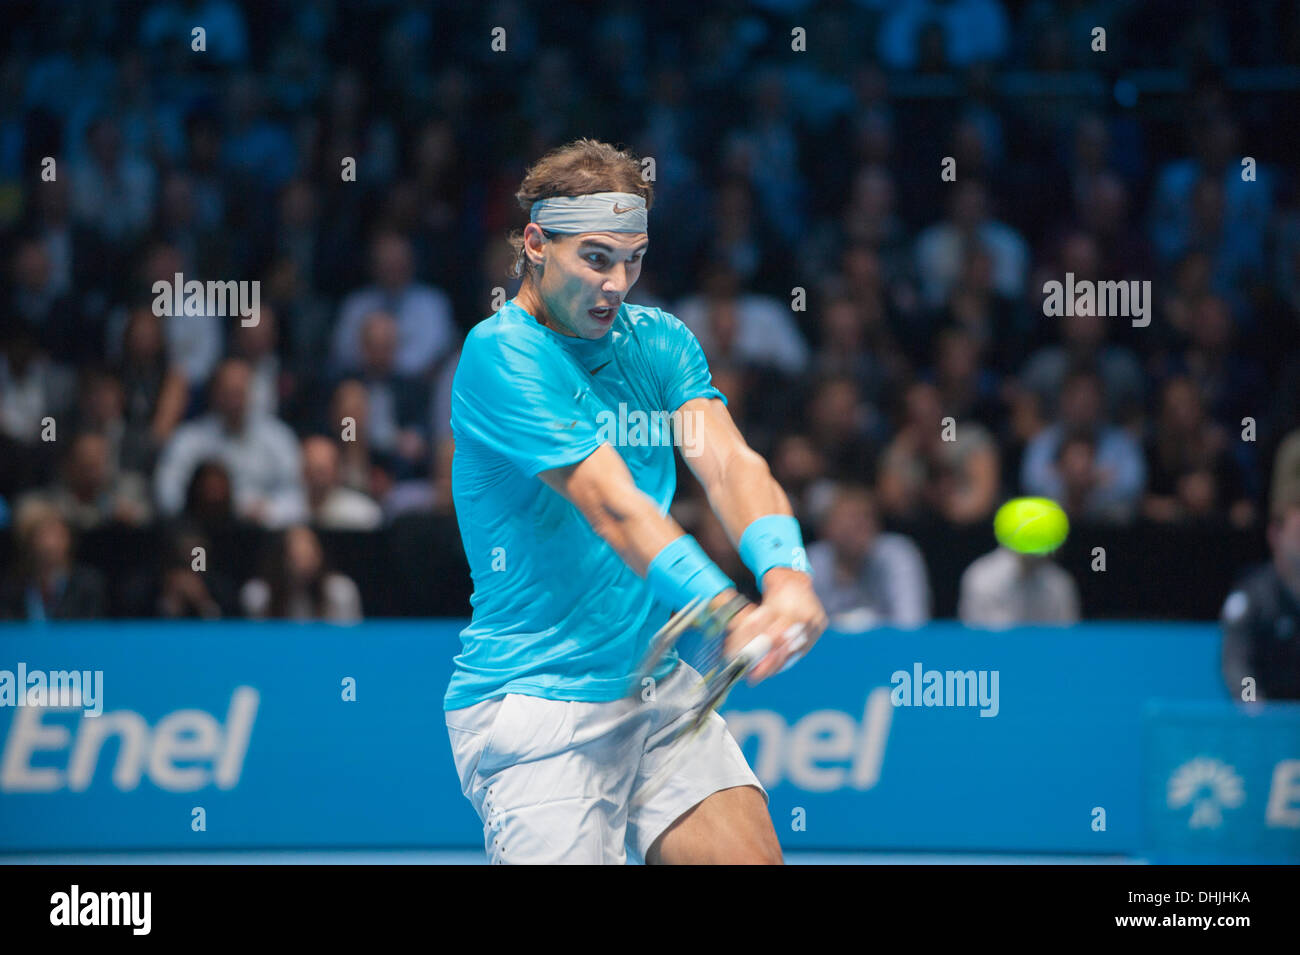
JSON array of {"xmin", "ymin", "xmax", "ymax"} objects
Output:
[
  {"xmin": 537, "ymin": 447, "xmax": 745, "ymax": 616},
  {"xmin": 539, "ymin": 446, "xmax": 803, "ymax": 682}
]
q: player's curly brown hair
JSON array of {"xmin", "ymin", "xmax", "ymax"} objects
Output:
[{"xmin": 507, "ymin": 138, "xmax": 654, "ymax": 280}]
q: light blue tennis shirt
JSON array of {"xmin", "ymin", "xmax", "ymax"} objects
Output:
[{"xmin": 444, "ymin": 299, "xmax": 726, "ymax": 710}]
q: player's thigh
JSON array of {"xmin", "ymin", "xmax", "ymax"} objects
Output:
[
  {"xmin": 447, "ymin": 693, "xmax": 639, "ymax": 864},
  {"xmin": 628, "ymin": 665, "xmax": 774, "ymax": 863},
  {"xmin": 646, "ymin": 784, "xmax": 783, "ymax": 865}
]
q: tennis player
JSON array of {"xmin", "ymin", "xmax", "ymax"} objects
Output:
[{"xmin": 444, "ymin": 139, "xmax": 827, "ymax": 864}]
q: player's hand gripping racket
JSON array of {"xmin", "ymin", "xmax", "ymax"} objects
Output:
[{"xmin": 628, "ymin": 595, "xmax": 807, "ymax": 812}]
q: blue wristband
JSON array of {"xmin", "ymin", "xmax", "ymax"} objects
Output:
[
  {"xmin": 646, "ymin": 535, "xmax": 734, "ymax": 610},
  {"xmin": 738, "ymin": 515, "xmax": 810, "ymax": 591}
]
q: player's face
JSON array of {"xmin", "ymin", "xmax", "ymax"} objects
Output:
[{"xmin": 538, "ymin": 231, "xmax": 648, "ymax": 339}]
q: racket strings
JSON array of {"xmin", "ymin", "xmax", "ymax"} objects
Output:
[{"xmin": 628, "ymin": 600, "xmax": 746, "ymax": 811}]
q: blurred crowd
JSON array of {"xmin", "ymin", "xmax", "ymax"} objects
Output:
[{"xmin": 2, "ymin": 0, "xmax": 1299, "ymax": 628}]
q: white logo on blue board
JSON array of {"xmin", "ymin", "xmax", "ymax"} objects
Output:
[{"xmin": 1167, "ymin": 756, "xmax": 1245, "ymax": 828}]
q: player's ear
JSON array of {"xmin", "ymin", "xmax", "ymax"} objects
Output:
[{"xmin": 523, "ymin": 224, "xmax": 549, "ymax": 272}]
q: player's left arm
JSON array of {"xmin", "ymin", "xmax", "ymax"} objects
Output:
[{"xmin": 676, "ymin": 395, "xmax": 828, "ymax": 680}]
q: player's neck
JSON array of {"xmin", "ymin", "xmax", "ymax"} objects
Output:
[{"xmin": 514, "ymin": 282, "xmax": 570, "ymax": 337}]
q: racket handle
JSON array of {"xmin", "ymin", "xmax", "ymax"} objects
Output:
[
  {"xmin": 737, "ymin": 625, "xmax": 810, "ymax": 674},
  {"xmin": 735, "ymin": 631, "xmax": 774, "ymax": 668}
]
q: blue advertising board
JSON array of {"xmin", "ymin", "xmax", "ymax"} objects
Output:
[
  {"xmin": 1141, "ymin": 701, "xmax": 1300, "ymax": 862},
  {"xmin": 1, "ymin": 620, "xmax": 1293, "ymax": 859}
]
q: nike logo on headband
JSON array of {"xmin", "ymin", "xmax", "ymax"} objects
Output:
[{"xmin": 611, "ymin": 203, "xmax": 635, "ymax": 214}]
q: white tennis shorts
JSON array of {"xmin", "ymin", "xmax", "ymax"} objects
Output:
[{"xmin": 445, "ymin": 661, "xmax": 766, "ymax": 864}]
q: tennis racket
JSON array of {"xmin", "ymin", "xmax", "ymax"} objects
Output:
[{"xmin": 628, "ymin": 595, "xmax": 807, "ymax": 811}]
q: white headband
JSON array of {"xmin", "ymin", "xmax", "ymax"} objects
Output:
[{"xmin": 530, "ymin": 191, "xmax": 648, "ymax": 234}]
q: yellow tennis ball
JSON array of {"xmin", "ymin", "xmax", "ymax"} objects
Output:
[{"xmin": 993, "ymin": 497, "xmax": 1069, "ymax": 555}]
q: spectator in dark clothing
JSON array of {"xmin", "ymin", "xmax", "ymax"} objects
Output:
[
  {"xmin": 1144, "ymin": 376, "xmax": 1254, "ymax": 527},
  {"xmin": 922, "ymin": 240, "xmax": 1026, "ymax": 375},
  {"xmin": 16, "ymin": 176, "xmax": 114, "ymax": 362},
  {"xmin": 181, "ymin": 459, "xmax": 240, "ymax": 536},
  {"xmin": 116, "ymin": 306, "xmax": 189, "ymax": 476},
  {"xmin": 813, "ymin": 292, "xmax": 904, "ymax": 407},
  {"xmin": 333, "ymin": 310, "xmax": 432, "ymax": 481},
  {"xmin": 16, "ymin": 430, "xmax": 152, "ymax": 530},
  {"xmin": 928, "ymin": 324, "xmax": 1005, "ymax": 436},
  {"xmin": 804, "ymin": 374, "xmax": 879, "ymax": 484},
  {"xmin": 1150, "ymin": 295, "xmax": 1265, "ymax": 437},
  {"xmin": 121, "ymin": 524, "xmax": 238, "ymax": 619},
  {"xmin": 5, "ymin": 238, "xmax": 82, "ymax": 362},
  {"xmin": 0, "ymin": 499, "xmax": 106, "ymax": 620}
]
